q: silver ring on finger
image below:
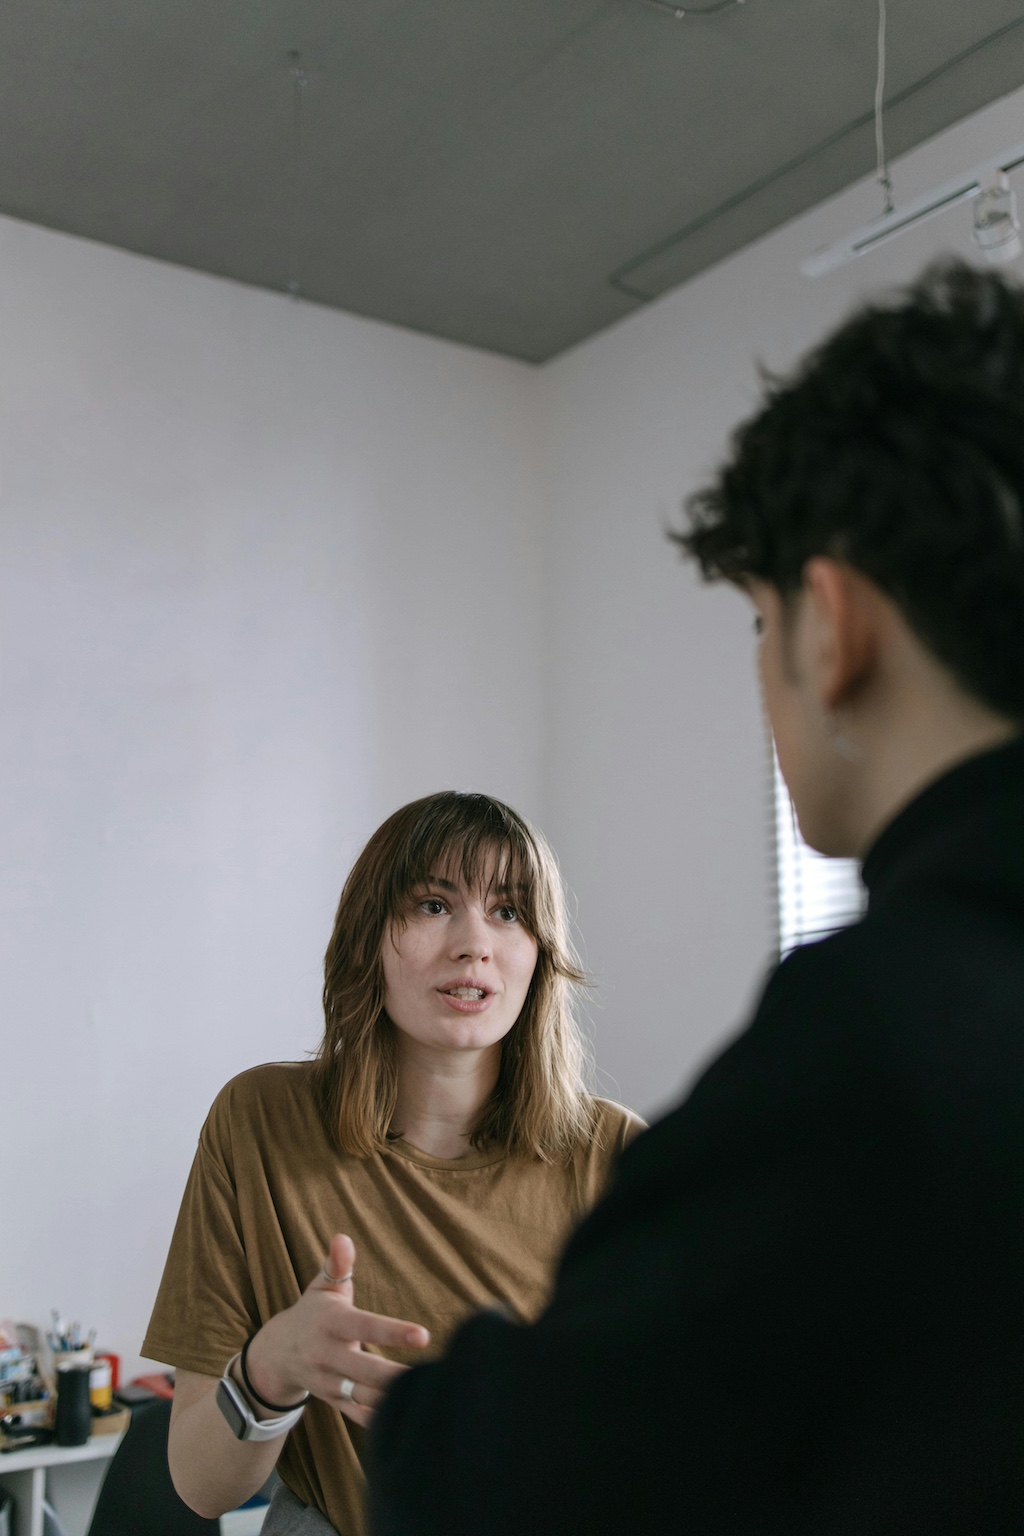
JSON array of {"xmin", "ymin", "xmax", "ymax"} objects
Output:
[
  {"xmin": 340, "ymin": 1377, "xmax": 357, "ymax": 1403},
  {"xmin": 321, "ymin": 1265, "xmax": 354, "ymax": 1285}
]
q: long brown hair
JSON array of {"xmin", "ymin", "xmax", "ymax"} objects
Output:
[{"xmin": 310, "ymin": 791, "xmax": 594, "ymax": 1160}]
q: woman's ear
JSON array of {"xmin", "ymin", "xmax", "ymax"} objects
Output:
[{"xmin": 801, "ymin": 557, "xmax": 880, "ymax": 712}]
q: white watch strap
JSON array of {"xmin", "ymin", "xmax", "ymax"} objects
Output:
[{"xmin": 218, "ymin": 1357, "xmax": 306, "ymax": 1442}]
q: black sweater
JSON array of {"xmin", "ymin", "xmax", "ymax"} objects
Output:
[{"xmin": 369, "ymin": 740, "xmax": 1024, "ymax": 1535}]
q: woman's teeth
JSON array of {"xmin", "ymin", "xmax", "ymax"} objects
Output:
[{"xmin": 445, "ymin": 987, "xmax": 486, "ymax": 999}]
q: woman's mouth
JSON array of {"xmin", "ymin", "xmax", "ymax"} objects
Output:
[{"xmin": 438, "ymin": 984, "xmax": 492, "ymax": 1013}]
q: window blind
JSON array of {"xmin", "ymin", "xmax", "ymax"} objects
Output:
[{"xmin": 771, "ymin": 750, "xmax": 866, "ymax": 959}]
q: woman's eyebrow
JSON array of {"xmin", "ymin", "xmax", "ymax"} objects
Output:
[{"xmin": 423, "ymin": 875, "xmax": 458, "ymax": 891}]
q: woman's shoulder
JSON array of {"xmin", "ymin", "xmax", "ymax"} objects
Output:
[
  {"xmin": 570, "ymin": 1095, "xmax": 647, "ymax": 1172},
  {"xmin": 211, "ymin": 1059, "xmax": 311, "ymax": 1110},
  {"xmin": 559, "ymin": 1097, "xmax": 646, "ymax": 1210},
  {"xmin": 587, "ymin": 1095, "xmax": 647, "ymax": 1151},
  {"xmin": 201, "ymin": 1061, "xmax": 318, "ymax": 1150}
]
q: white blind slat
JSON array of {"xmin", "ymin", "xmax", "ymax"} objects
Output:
[{"xmin": 772, "ymin": 751, "xmax": 865, "ymax": 958}]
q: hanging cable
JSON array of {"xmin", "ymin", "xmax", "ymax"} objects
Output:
[
  {"xmin": 875, "ymin": 0, "xmax": 894, "ymax": 214},
  {"xmin": 285, "ymin": 50, "xmax": 308, "ymax": 299}
]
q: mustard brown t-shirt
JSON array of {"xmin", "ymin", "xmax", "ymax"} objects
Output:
[{"xmin": 143, "ymin": 1062, "xmax": 644, "ymax": 1536}]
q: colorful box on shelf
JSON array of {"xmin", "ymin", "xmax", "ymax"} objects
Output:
[
  {"xmin": 0, "ymin": 1397, "xmax": 52, "ymax": 1450},
  {"xmin": 0, "ymin": 1402, "xmax": 130, "ymax": 1450},
  {"xmin": 91, "ymin": 1405, "xmax": 131, "ymax": 1437}
]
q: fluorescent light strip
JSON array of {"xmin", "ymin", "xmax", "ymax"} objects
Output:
[{"xmin": 802, "ymin": 139, "xmax": 1024, "ymax": 277}]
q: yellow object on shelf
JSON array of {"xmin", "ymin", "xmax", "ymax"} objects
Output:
[{"xmin": 89, "ymin": 1358, "xmax": 112, "ymax": 1410}]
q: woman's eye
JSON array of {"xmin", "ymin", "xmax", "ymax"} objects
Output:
[
  {"xmin": 494, "ymin": 905, "xmax": 518, "ymax": 923},
  {"xmin": 419, "ymin": 898, "xmax": 447, "ymax": 916}
]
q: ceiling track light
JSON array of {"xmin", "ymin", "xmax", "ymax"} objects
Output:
[
  {"xmin": 801, "ymin": 141, "xmax": 1024, "ymax": 277},
  {"xmin": 972, "ymin": 172, "xmax": 1023, "ymax": 265},
  {"xmin": 804, "ymin": 1, "xmax": 1022, "ymax": 277}
]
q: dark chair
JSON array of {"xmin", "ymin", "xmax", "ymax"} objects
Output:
[{"xmin": 86, "ymin": 1398, "xmax": 219, "ymax": 1536}]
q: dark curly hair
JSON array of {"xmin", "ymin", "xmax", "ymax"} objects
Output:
[{"xmin": 676, "ymin": 259, "xmax": 1024, "ymax": 721}]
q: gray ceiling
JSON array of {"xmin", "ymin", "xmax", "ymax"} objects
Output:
[{"xmin": 2, "ymin": 1, "xmax": 1024, "ymax": 361}]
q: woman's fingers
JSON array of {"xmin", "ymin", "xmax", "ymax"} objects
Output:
[
  {"xmin": 308, "ymin": 1340, "xmax": 413, "ymax": 1420},
  {"xmin": 316, "ymin": 1348, "xmax": 409, "ymax": 1397},
  {"xmin": 311, "ymin": 1234, "xmax": 357, "ymax": 1296},
  {"xmin": 335, "ymin": 1303, "xmax": 429, "ymax": 1351},
  {"xmin": 328, "ymin": 1367, "xmax": 404, "ymax": 1427},
  {"xmin": 311, "ymin": 1236, "xmax": 429, "ymax": 1350},
  {"xmin": 248, "ymin": 1236, "xmax": 430, "ymax": 1419},
  {"xmin": 301, "ymin": 1231, "xmax": 428, "ymax": 1419},
  {"xmin": 347, "ymin": 1351, "xmax": 408, "ymax": 1392},
  {"xmin": 337, "ymin": 1395, "xmax": 374, "ymax": 1429}
]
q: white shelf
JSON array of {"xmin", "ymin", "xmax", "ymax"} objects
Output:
[
  {"xmin": 0, "ymin": 1434, "xmax": 124, "ymax": 1536},
  {"xmin": 0, "ymin": 1434, "xmax": 268, "ymax": 1536},
  {"xmin": 0, "ymin": 1434, "xmax": 123, "ymax": 1473}
]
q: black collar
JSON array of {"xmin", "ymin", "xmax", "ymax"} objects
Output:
[{"xmin": 861, "ymin": 734, "xmax": 1024, "ymax": 905}]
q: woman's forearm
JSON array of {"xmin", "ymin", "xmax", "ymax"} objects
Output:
[
  {"xmin": 167, "ymin": 1238, "xmax": 427, "ymax": 1517},
  {"xmin": 168, "ymin": 1368, "xmax": 287, "ymax": 1518}
]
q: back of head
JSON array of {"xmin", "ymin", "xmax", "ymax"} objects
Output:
[{"xmin": 679, "ymin": 259, "xmax": 1024, "ymax": 722}]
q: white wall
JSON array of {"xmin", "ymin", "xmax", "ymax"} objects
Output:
[
  {"xmin": 0, "ymin": 221, "xmax": 545, "ymax": 1376},
  {"xmin": 2, "ymin": 77, "xmax": 1023, "ymax": 1380},
  {"xmin": 537, "ymin": 81, "xmax": 1024, "ymax": 1118}
]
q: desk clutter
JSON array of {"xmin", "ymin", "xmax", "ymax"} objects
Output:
[
  {"xmin": 1, "ymin": 1331, "xmax": 271, "ymax": 1536},
  {"xmin": 0, "ymin": 1319, "xmax": 254, "ymax": 1536},
  {"xmin": 1, "ymin": 1315, "xmax": 131, "ymax": 1451}
]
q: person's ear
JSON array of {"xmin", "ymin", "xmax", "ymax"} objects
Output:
[{"xmin": 801, "ymin": 557, "xmax": 879, "ymax": 712}]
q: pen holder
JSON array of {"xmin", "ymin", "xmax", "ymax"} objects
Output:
[{"xmin": 55, "ymin": 1363, "xmax": 92, "ymax": 1446}]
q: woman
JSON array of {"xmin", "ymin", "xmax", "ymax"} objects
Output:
[{"xmin": 143, "ymin": 790, "xmax": 643, "ymax": 1535}]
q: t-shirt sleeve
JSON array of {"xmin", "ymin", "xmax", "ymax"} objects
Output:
[
  {"xmin": 560, "ymin": 1098, "xmax": 648, "ymax": 1223},
  {"xmin": 142, "ymin": 1109, "xmax": 260, "ymax": 1378},
  {"xmin": 610, "ymin": 1102, "xmax": 647, "ymax": 1152}
]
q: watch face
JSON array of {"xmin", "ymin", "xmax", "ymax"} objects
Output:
[{"xmin": 216, "ymin": 1377, "xmax": 249, "ymax": 1440}]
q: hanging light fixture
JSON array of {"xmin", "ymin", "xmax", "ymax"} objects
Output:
[
  {"xmin": 802, "ymin": 0, "xmax": 1024, "ymax": 277},
  {"xmin": 801, "ymin": 144, "xmax": 1024, "ymax": 277}
]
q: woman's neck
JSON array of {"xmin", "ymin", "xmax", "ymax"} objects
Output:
[{"xmin": 390, "ymin": 1037, "xmax": 501, "ymax": 1159}]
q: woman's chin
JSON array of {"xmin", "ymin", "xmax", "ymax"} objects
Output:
[{"xmin": 399, "ymin": 1018, "xmax": 513, "ymax": 1055}]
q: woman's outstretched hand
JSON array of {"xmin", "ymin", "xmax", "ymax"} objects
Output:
[{"xmin": 244, "ymin": 1234, "xmax": 430, "ymax": 1429}]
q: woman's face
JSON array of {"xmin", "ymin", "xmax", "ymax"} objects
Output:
[{"xmin": 381, "ymin": 861, "xmax": 540, "ymax": 1057}]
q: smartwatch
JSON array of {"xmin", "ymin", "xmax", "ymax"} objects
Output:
[{"xmin": 215, "ymin": 1356, "xmax": 307, "ymax": 1442}]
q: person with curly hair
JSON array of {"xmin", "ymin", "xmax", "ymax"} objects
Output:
[
  {"xmin": 143, "ymin": 791, "xmax": 643, "ymax": 1534},
  {"xmin": 368, "ymin": 261, "xmax": 1024, "ymax": 1535}
]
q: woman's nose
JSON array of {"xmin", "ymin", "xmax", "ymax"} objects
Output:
[{"xmin": 450, "ymin": 908, "xmax": 491, "ymax": 960}]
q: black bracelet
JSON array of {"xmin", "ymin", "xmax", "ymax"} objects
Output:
[{"xmin": 239, "ymin": 1333, "xmax": 310, "ymax": 1414}]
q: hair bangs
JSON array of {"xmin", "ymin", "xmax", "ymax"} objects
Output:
[{"xmin": 391, "ymin": 796, "xmax": 548, "ymax": 941}]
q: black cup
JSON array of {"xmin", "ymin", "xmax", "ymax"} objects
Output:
[{"xmin": 55, "ymin": 1364, "xmax": 92, "ymax": 1446}]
